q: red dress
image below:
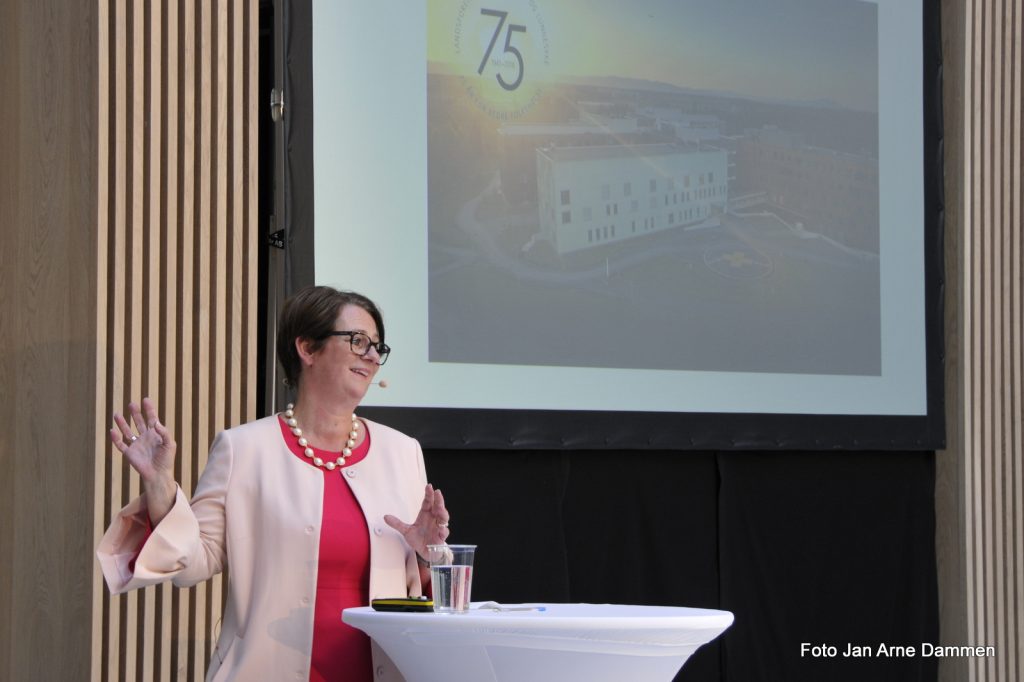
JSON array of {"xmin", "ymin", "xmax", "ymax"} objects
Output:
[{"xmin": 278, "ymin": 416, "xmax": 374, "ymax": 682}]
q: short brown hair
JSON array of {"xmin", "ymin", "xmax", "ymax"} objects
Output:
[{"xmin": 276, "ymin": 286, "xmax": 386, "ymax": 389}]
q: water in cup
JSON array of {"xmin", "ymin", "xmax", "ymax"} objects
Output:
[
  {"xmin": 426, "ymin": 544, "xmax": 476, "ymax": 614},
  {"xmin": 429, "ymin": 564, "xmax": 473, "ymax": 613}
]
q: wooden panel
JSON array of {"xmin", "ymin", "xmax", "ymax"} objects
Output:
[
  {"xmin": 0, "ymin": 1, "xmax": 101, "ymax": 680},
  {"xmin": 942, "ymin": 1, "xmax": 1024, "ymax": 681},
  {"xmin": 92, "ymin": 0, "xmax": 113, "ymax": 677},
  {"xmin": 0, "ymin": 0, "xmax": 22, "ymax": 677},
  {"xmin": 159, "ymin": 2, "xmax": 180, "ymax": 676},
  {"xmin": 246, "ymin": 0, "xmax": 261, "ymax": 423},
  {"xmin": 91, "ymin": 0, "xmax": 259, "ymax": 679}
]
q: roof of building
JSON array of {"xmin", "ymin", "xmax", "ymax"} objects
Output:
[{"xmin": 536, "ymin": 142, "xmax": 719, "ymax": 163}]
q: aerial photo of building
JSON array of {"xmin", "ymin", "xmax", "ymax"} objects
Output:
[{"xmin": 536, "ymin": 143, "xmax": 728, "ymax": 254}]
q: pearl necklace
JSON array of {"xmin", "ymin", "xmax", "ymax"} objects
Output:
[{"xmin": 284, "ymin": 403, "xmax": 360, "ymax": 471}]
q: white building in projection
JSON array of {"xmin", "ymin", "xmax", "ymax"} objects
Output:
[{"xmin": 536, "ymin": 143, "xmax": 728, "ymax": 254}]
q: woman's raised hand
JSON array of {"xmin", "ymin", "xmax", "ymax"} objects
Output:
[
  {"xmin": 110, "ymin": 397, "xmax": 178, "ymax": 523},
  {"xmin": 384, "ymin": 484, "xmax": 451, "ymax": 560}
]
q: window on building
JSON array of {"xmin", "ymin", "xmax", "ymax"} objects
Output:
[
  {"xmin": 611, "ymin": 225, "xmax": 615, "ymax": 237},
  {"xmin": 561, "ymin": 190, "xmax": 570, "ymax": 205},
  {"xmin": 588, "ymin": 229, "xmax": 593, "ymax": 243},
  {"xmin": 684, "ymin": 175, "xmax": 690, "ymax": 188},
  {"xmin": 709, "ymin": 171, "xmax": 715, "ymax": 183},
  {"xmin": 669, "ymin": 212, "xmax": 674, "ymax": 224},
  {"xmin": 631, "ymin": 199, "xmax": 639, "ymax": 212},
  {"xmin": 562, "ymin": 211, "xmax": 571, "ymax": 224},
  {"xmin": 699, "ymin": 174, "xmax": 705, "ymax": 185}
]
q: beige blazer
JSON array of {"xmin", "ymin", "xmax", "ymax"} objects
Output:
[{"xmin": 97, "ymin": 415, "xmax": 427, "ymax": 682}]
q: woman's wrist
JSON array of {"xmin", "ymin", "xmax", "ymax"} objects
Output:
[
  {"xmin": 143, "ymin": 476, "xmax": 177, "ymax": 524},
  {"xmin": 143, "ymin": 474, "xmax": 176, "ymax": 499}
]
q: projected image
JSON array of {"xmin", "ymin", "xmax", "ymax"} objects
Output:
[{"xmin": 427, "ymin": 0, "xmax": 880, "ymax": 375}]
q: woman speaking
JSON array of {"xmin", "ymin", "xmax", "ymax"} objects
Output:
[{"xmin": 97, "ymin": 286, "xmax": 449, "ymax": 681}]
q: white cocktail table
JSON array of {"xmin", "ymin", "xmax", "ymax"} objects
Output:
[{"xmin": 343, "ymin": 602, "xmax": 733, "ymax": 682}]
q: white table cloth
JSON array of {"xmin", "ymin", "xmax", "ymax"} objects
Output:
[{"xmin": 343, "ymin": 602, "xmax": 733, "ymax": 682}]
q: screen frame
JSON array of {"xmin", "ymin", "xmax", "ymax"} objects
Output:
[{"xmin": 281, "ymin": 0, "xmax": 945, "ymax": 451}]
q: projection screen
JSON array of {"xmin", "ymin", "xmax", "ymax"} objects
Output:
[{"xmin": 285, "ymin": 0, "xmax": 944, "ymax": 450}]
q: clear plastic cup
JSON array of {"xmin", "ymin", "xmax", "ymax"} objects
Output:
[{"xmin": 426, "ymin": 544, "xmax": 476, "ymax": 614}]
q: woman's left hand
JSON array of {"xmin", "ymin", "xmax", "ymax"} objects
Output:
[{"xmin": 384, "ymin": 484, "xmax": 451, "ymax": 559}]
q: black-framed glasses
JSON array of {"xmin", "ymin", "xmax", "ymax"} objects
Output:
[{"xmin": 323, "ymin": 331, "xmax": 391, "ymax": 365}]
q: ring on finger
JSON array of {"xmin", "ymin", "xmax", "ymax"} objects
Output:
[
  {"xmin": 438, "ymin": 521, "xmax": 449, "ymax": 528},
  {"xmin": 129, "ymin": 435, "xmax": 138, "ymax": 442}
]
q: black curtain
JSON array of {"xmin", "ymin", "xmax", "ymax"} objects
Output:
[{"xmin": 424, "ymin": 449, "xmax": 938, "ymax": 682}]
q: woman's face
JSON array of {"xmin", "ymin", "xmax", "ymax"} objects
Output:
[{"xmin": 304, "ymin": 303, "xmax": 382, "ymax": 406}]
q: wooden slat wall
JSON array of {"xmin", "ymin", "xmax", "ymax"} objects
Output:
[
  {"xmin": 0, "ymin": 0, "xmax": 1014, "ymax": 679},
  {"xmin": 940, "ymin": 0, "xmax": 1024, "ymax": 680},
  {"xmin": 91, "ymin": 1, "xmax": 259, "ymax": 680}
]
